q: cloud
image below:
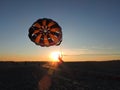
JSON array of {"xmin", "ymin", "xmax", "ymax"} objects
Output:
[
  {"xmin": 62, "ymin": 48, "xmax": 91, "ymax": 56},
  {"xmin": 62, "ymin": 47, "xmax": 120, "ymax": 56}
]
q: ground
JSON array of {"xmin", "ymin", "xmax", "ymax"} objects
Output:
[{"xmin": 0, "ymin": 61, "xmax": 120, "ymax": 90}]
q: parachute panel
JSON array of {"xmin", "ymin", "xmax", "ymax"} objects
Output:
[{"xmin": 35, "ymin": 34, "xmax": 42, "ymax": 44}]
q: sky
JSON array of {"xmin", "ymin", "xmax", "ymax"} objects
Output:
[{"xmin": 0, "ymin": 0, "xmax": 120, "ymax": 62}]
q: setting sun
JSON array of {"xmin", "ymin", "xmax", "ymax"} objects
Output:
[{"xmin": 50, "ymin": 51, "xmax": 61, "ymax": 62}]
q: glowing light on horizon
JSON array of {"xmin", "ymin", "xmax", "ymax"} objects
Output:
[{"xmin": 50, "ymin": 51, "xmax": 61, "ymax": 62}]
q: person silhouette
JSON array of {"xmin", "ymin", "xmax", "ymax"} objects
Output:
[{"xmin": 58, "ymin": 55, "xmax": 64, "ymax": 64}]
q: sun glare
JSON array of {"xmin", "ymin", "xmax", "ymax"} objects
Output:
[{"xmin": 50, "ymin": 51, "xmax": 61, "ymax": 62}]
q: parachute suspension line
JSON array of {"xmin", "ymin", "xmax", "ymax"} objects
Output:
[{"xmin": 59, "ymin": 44, "xmax": 63, "ymax": 59}]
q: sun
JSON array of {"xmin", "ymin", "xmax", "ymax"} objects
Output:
[{"xmin": 50, "ymin": 51, "xmax": 61, "ymax": 62}]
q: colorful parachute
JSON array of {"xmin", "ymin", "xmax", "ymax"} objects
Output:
[{"xmin": 28, "ymin": 18, "xmax": 62, "ymax": 47}]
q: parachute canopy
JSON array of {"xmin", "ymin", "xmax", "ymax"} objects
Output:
[{"xmin": 28, "ymin": 18, "xmax": 62, "ymax": 47}]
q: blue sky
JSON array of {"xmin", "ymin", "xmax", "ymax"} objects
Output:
[{"xmin": 0, "ymin": 0, "xmax": 120, "ymax": 61}]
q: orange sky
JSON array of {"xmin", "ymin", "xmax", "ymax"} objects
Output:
[{"xmin": 1, "ymin": 48, "xmax": 120, "ymax": 62}]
